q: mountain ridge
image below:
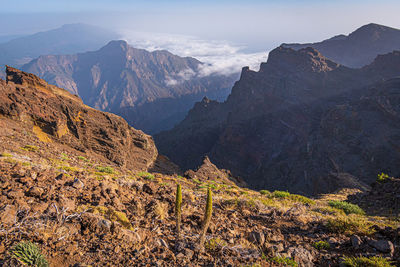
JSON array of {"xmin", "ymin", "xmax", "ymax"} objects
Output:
[
  {"xmin": 22, "ymin": 40, "xmax": 238, "ymax": 134},
  {"xmin": 283, "ymin": 23, "xmax": 400, "ymax": 67},
  {"xmin": 156, "ymin": 45, "xmax": 400, "ymax": 195}
]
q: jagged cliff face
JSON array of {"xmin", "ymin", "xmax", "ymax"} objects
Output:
[
  {"xmin": 22, "ymin": 40, "xmax": 237, "ymax": 134},
  {"xmin": 156, "ymin": 46, "xmax": 400, "ymax": 195},
  {"xmin": 0, "ymin": 66, "xmax": 158, "ymax": 171},
  {"xmin": 283, "ymin": 23, "xmax": 400, "ymax": 68}
]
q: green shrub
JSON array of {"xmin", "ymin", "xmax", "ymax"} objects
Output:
[
  {"xmin": 77, "ymin": 156, "xmax": 89, "ymax": 162},
  {"xmin": 60, "ymin": 153, "xmax": 69, "ymax": 161},
  {"xmin": 377, "ymin": 172, "xmax": 389, "ymax": 183},
  {"xmin": 96, "ymin": 166, "xmax": 115, "ymax": 174},
  {"xmin": 137, "ymin": 171, "xmax": 154, "ymax": 180},
  {"xmin": 58, "ymin": 165, "xmax": 79, "ymax": 173},
  {"xmin": 21, "ymin": 145, "xmax": 38, "ymax": 152},
  {"xmin": 262, "ymin": 254, "xmax": 298, "ymax": 267},
  {"xmin": 342, "ymin": 256, "xmax": 394, "ymax": 267},
  {"xmin": 270, "ymin": 190, "xmax": 315, "ymax": 205},
  {"xmin": 289, "ymin": 194, "xmax": 315, "ymax": 205},
  {"xmin": 205, "ymin": 237, "xmax": 227, "ymax": 252},
  {"xmin": 326, "ymin": 216, "xmax": 373, "ymax": 235},
  {"xmin": 273, "ymin": 190, "xmax": 291, "ymax": 198},
  {"xmin": 313, "ymin": 241, "xmax": 330, "ymax": 250},
  {"xmin": 328, "ymin": 201, "xmax": 365, "ymax": 215},
  {"xmin": 198, "ymin": 183, "xmax": 217, "ymax": 190},
  {"xmin": 192, "ymin": 178, "xmax": 202, "ymax": 184},
  {"xmin": 259, "ymin": 190, "xmax": 270, "ymax": 195},
  {"xmin": 10, "ymin": 241, "xmax": 48, "ymax": 267},
  {"xmin": 0, "ymin": 152, "xmax": 13, "ymax": 157}
]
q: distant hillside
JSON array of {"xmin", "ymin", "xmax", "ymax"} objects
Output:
[
  {"xmin": 0, "ymin": 34, "xmax": 25, "ymax": 44},
  {"xmin": 283, "ymin": 23, "xmax": 400, "ymax": 67},
  {"xmin": 0, "ymin": 23, "xmax": 119, "ymax": 70},
  {"xmin": 22, "ymin": 40, "xmax": 238, "ymax": 134}
]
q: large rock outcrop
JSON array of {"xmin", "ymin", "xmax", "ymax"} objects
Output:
[
  {"xmin": 0, "ymin": 66, "xmax": 157, "ymax": 171},
  {"xmin": 156, "ymin": 46, "xmax": 400, "ymax": 195}
]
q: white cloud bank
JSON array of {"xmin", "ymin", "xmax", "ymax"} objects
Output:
[{"xmin": 120, "ymin": 30, "xmax": 268, "ymax": 82}]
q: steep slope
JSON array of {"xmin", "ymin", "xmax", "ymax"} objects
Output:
[
  {"xmin": 0, "ymin": 23, "xmax": 119, "ymax": 70},
  {"xmin": 283, "ymin": 23, "xmax": 400, "ymax": 67},
  {"xmin": 1, "ymin": 66, "xmax": 157, "ymax": 170},
  {"xmin": 22, "ymin": 40, "xmax": 237, "ymax": 133},
  {"xmin": 156, "ymin": 47, "xmax": 400, "ymax": 195}
]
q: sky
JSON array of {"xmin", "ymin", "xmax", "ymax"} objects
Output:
[{"xmin": 1, "ymin": 0, "xmax": 400, "ymax": 75}]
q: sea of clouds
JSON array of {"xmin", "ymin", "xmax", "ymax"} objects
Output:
[{"xmin": 120, "ymin": 30, "xmax": 268, "ymax": 85}]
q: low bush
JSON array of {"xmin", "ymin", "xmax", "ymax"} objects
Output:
[
  {"xmin": 21, "ymin": 145, "xmax": 38, "ymax": 152},
  {"xmin": 342, "ymin": 256, "xmax": 393, "ymax": 267},
  {"xmin": 270, "ymin": 190, "xmax": 315, "ymax": 205},
  {"xmin": 313, "ymin": 241, "xmax": 330, "ymax": 250},
  {"xmin": 273, "ymin": 190, "xmax": 291, "ymax": 198},
  {"xmin": 377, "ymin": 172, "xmax": 389, "ymax": 183},
  {"xmin": 262, "ymin": 254, "xmax": 298, "ymax": 267},
  {"xmin": 205, "ymin": 238, "xmax": 227, "ymax": 252},
  {"xmin": 259, "ymin": 190, "xmax": 270, "ymax": 195},
  {"xmin": 96, "ymin": 166, "xmax": 115, "ymax": 174},
  {"xmin": 137, "ymin": 171, "xmax": 154, "ymax": 180},
  {"xmin": 10, "ymin": 241, "xmax": 48, "ymax": 267},
  {"xmin": 326, "ymin": 216, "xmax": 373, "ymax": 235},
  {"xmin": 328, "ymin": 201, "xmax": 365, "ymax": 215}
]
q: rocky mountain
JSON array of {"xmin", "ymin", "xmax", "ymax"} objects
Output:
[
  {"xmin": 1, "ymin": 67, "xmax": 399, "ymax": 266},
  {"xmin": 283, "ymin": 23, "xmax": 400, "ymax": 67},
  {"xmin": 156, "ymin": 46, "xmax": 400, "ymax": 196},
  {"xmin": 22, "ymin": 40, "xmax": 237, "ymax": 134},
  {"xmin": 0, "ymin": 23, "xmax": 119, "ymax": 71},
  {"xmin": 1, "ymin": 66, "xmax": 157, "ymax": 170}
]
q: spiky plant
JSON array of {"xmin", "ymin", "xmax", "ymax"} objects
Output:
[
  {"xmin": 10, "ymin": 241, "xmax": 49, "ymax": 267},
  {"xmin": 175, "ymin": 183, "xmax": 182, "ymax": 240},
  {"xmin": 199, "ymin": 186, "xmax": 213, "ymax": 249}
]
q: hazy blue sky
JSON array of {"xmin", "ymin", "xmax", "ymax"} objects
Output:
[{"xmin": 1, "ymin": 0, "xmax": 400, "ymax": 75}]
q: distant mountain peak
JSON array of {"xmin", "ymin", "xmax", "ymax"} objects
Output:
[
  {"xmin": 100, "ymin": 40, "xmax": 130, "ymax": 53},
  {"xmin": 283, "ymin": 23, "xmax": 400, "ymax": 68},
  {"xmin": 348, "ymin": 23, "xmax": 400, "ymax": 41},
  {"xmin": 261, "ymin": 46, "xmax": 339, "ymax": 73},
  {"xmin": 353, "ymin": 22, "xmax": 394, "ymax": 32}
]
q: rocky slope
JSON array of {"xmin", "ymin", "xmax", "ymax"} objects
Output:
[
  {"xmin": 156, "ymin": 46, "xmax": 400, "ymax": 196},
  {"xmin": 1, "ymin": 66, "xmax": 157, "ymax": 171},
  {"xmin": 283, "ymin": 23, "xmax": 400, "ymax": 68},
  {"xmin": 22, "ymin": 40, "xmax": 237, "ymax": 134},
  {"xmin": 0, "ymin": 68, "xmax": 399, "ymax": 266},
  {"xmin": 0, "ymin": 24, "xmax": 119, "ymax": 71},
  {"xmin": 349, "ymin": 176, "xmax": 400, "ymax": 217}
]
